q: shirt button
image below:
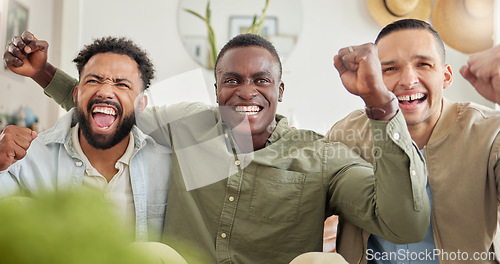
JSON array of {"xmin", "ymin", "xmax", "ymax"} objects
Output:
[
  {"xmin": 411, "ymin": 170, "xmax": 416, "ymax": 176},
  {"xmin": 228, "ymin": 196, "xmax": 235, "ymax": 202},
  {"xmin": 224, "ymin": 133, "xmax": 229, "ymax": 139},
  {"xmin": 235, "ymin": 160, "xmax": 240, "ymax": 166},
  {"xmin": 393, "ymin": 132, "xmax": 400, "ymax": 141},
  {"xmin": 221, "ymin": 233, "xmax": 227, "ymax": 238},
  {"xmin": 76, "ymin": 161, "xmax": 83, "ymax": 167}
]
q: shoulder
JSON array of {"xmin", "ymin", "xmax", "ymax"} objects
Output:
[
  {"xmin": 332, "ymin": 109, "xmax": 369, "ymax": 130},
  {"xmin": 137, "ymin": 102, "xmax": 216, "ymax": 131},
  {"xmin": 32, "ymin": 110, "xmax": 75, "ymax": 146},
  {"xmin": 460, "ymin": 101, "xmax": 500, "ymax": 121},
  {"xmin": 132, "ymin": 126, "xmax": 171, "ymax": 154},
  {"xmin": 148, "ymin": 102, "xmax": 215, "ymax": 121},
  {"xmin": 452, "ymin": 101, "xmax": 500, "ymax": 132},
  {"xmin": 326, "ymin": 109, "xmax": 370, "ymax": 142},
  {"xmin": 165, "ymin": 101, "xmax": 215, "ymax": 114}
]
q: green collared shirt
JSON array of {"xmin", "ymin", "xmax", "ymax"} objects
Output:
[{"xmin": 45, "ymin": 69, "xmax": 429, "ymax": 264}]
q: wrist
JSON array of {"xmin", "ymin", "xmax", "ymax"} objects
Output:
[
  {"xmin": 32, "ymin": 63, "xmax": 57, "ymax": 88},
  {"xmin": 365, "ymin": 92, "xmax": 399, "ymax": 120}
]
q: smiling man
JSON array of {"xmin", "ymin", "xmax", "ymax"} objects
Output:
[
  {"xmin": 0, "ymin": 37, "xmax": 170, "ymax": 242},
  {"xmin": 215, "ymin": 44, "xmax": 284, "ymax": 152},
  {"xmin": 4, "ymin": 33, "xmax": 429, "ymax": 264},
  {"xmin": 328, "ymin": 19, "xmax": 500, "ymax": 264}
]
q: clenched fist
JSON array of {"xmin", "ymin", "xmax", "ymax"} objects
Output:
[
  {"xmin": 0, "ymin": 125, "xmax": 37, "ymax": 171},
  {"xmin": 3, "ymin": 31, "xmax": 56, "ymax": 88}
]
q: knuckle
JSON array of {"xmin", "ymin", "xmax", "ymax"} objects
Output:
[{"xmin": 3, "ymin": 126, "xmax": 14, "ymax": 133}]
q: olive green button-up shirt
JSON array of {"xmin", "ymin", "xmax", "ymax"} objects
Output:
[{"xmin": 45, "ymin": 69, "xmax": 429, "ymax": 264}]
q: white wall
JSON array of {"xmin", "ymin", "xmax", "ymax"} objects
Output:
[
  {"xmin": 53, "ymin": 0, "xmax": 494, "ymax": 134},
  {"xmin": 0, "ymin": 0, "xmax": 60, "ymax": 131}
]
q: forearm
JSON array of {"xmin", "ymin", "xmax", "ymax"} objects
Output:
[
  {"xmin": 43, "ymin": 68, "xmax": 78, "ymax": 111},
  {"xmin": 330, "ymin": 111, "xmax": 429, "ymax": 244},
  {"xmin": 32, "ymin": 62, "xmax": 57, "ymax": 88},
  {"xmin": 368, "ymin": 111, "xmax": 429, "ymax": 242}
]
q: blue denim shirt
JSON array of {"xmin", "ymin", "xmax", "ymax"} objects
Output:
[{"xmin": 0, "ymin": 109, "xmax": 171, "ymax": 242}]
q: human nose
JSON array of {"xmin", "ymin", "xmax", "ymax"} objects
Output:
[
  {"xmin": 236, "ymin": 83, "xmax": 258, "ymax": 100},
  {"xmin": 95, "ymin": 82, "xmax": 116, "ymax": 99},
  {"xmin": 398, "ymin": 66, "xmax": 419, "ymax": 89}
]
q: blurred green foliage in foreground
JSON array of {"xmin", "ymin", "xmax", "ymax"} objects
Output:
[{"xmin": 0, "ymin": 190, "xmax": 154, "ymax": 264}]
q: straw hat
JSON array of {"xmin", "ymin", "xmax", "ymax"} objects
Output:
[
  {"xmin": 367, "ymin": 0, "xmax": 432, "ymax": 27},
  {"xmin": 432, "ymin": 0, "xmax": 494, "ymax": 54}
]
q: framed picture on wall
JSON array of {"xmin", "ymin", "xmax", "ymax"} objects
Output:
[
  {"xmin": 3, "ymin": 0, "xmax": 29, "ymax": 70},
  {"xmin": 229, "ymin": 16, "xmax": 277, "ymax": 40},
  {"xmin": 183, "ymin": 35, "xmax": 210, "ymax": 67}
]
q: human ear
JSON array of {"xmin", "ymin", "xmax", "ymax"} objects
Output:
[
  {"xmin": 278, "ymin": 82, "xmax": 285, "ymax": 102},
  {"xmin": 72, "ymin": 86, "xmax": 79, "ymax": 103},
  {"xmin": 136, "ymin": 93, "xmax": 148, "ymax": 113},
  {"xmin": 214, "ymin": 83, "xmax": 218, "ymax": 103},
  {"xmin": 443, "ymin": 64, "xmax": 453, "ymax": 89}
]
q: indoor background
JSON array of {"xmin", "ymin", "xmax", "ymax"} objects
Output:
[{"xmin": 0, "ymin": 0, "xmax": 497, "ymax": 134}]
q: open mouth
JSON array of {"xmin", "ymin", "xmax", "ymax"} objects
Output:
[
  {"xmin": 397, "ymin": 92, "xmax": 427, "ymax": 105},
  {"xmin": 92, "ymin": 106, "xmax": 117, "ymax": 129},
  {"xmin": 234, "ymin": 105, "xmax": 263, "ymax": 116}
]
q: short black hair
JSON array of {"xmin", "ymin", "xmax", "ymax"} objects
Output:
[
  {"xmin": 375, "ymin": 19, "xmax": 446, "ymax": 64},
  {"xmin": 215, "ymin": 33, "xmax": 282, "ymax": 78},
  {"xmin": 73, "ymin": 37, "xmax": 155, "ymax": 90}
]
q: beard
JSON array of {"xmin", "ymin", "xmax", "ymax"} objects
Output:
[{"xmin": 76, "ymin": 98, "xmax": 136, "ymax": 150}]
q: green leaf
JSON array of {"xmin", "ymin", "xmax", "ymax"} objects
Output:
[{"xmin": 184, "ymin": 9, "xmax": 206, "ymax": 22}]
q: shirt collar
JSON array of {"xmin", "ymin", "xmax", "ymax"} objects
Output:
[
  {"xmin": 117, "ymin": 133, "xmax": 135, "ymax": 166},
  {"xmin": 266, "ymin": 114, "xmax": 290, "ymax": 146},
  {"xmin": 427, "ymin": 98, "xmax": 458, "ymax": 145}
]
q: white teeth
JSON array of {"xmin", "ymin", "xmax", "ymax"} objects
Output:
[
  {"xmin": 93, "ymin": 107, "xmax": 116, "ymax": 116},
  {"xmin": 235, "ymin": 105, "xmax": 261, "ymax": 115},
  {"xmin": 397, "ymin": 93, "xmax": 425, "ymax": 102},
  {"xmin": 398, "ymin": 95, "xmax": 410, "ymax": 101}
]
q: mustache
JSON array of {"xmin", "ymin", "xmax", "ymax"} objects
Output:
[{"xmin": 87, "ymin": 99, "xmax": 123, "ymax": 116}]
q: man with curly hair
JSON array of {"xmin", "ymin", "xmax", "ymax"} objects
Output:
[{"xmin": 0, "ymin": 36, "xmax": 171, "ymax": 243}]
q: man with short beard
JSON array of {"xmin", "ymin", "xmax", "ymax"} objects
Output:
[{"xmin": 0, "ymin": 37, "xmax": 171, "ymax": 243}]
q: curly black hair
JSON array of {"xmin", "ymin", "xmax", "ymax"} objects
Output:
[
  {"xmin": 215, "ymin": 33, "xmax": 282, "ymax": 78},
  {"xmin": 72, "ymin": 37, "xmax": 155, "ymax": 90}
]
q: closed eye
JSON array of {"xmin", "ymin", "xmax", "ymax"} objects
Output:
[
  {"xmin": 417, "ymin": 62, "xmax": 432, "ymax": 68},
  {"xmin": 116, "ymin": 83, "xmax": 131, "ymax": 89},
  {"xmin": 382, "ymin": 66, "xmax": 396, "ymax": 73}
]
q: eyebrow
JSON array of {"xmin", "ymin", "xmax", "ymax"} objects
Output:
[
  {"xmin": 83, "ymin": 74, "xmax": 132, "ymax": 84},
  {"xmin": 381, "ymin": 55, "xmax": 435, "ymax": 66},
  {"xmin": 221, "ymin": 72, "xmax": 242, "ymax": 79},
  {"xmin": 252, "ymin": 71, "xmax": 272, "ymax": 78}
]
